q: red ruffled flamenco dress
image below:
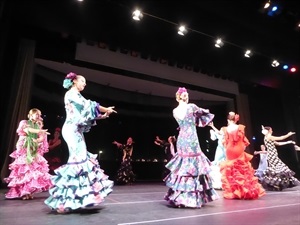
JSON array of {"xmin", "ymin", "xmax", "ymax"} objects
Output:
[{"xmin": 220, "ymin": 125, "xmax": 265, "ymax": 199}]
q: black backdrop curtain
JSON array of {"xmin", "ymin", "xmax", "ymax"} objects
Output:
[{"xmin": 0, "ymin": 39, "xmax": 36, "ymax": 182}]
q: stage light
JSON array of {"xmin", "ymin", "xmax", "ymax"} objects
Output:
[
  {"xmin": 290, "ymin": 67, "xmax": 297, "ymax": 73},
  {"xmin": 132, "ymin": 9, "xmax": 143, "ymax": 21},
  {"xmin": 264, "ymin": 2, "xmax": 270, "ymax": 9},
  {"xmin": 267, "ymin": 3, "xmax": 281, "ymax": 17},
  {"xmin": 244, "ymin": 49, "xmax": 253, "ymax": 58},
  {"xmin": 178, "ymin": 25, "xmax": 187, "ymax": 36},
  {"xmin": 271, "ymin": 60, "xmax": 279, "ymax": 67},
  {"xmin": 215, "ymin": 38, "xmax": 224, "ymax": 48},
  {"xmin": 271, "ymin": 6, "xmax": 278, "ymax": 12},
  {"xmin": 296, "ymin": 22, "xmax": 300, "ymax": 31},
  {"xmin": 283, "ymin": 65, "xmax": 289, "ymax": 70}
]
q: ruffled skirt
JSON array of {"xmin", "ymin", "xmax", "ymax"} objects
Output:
[
  {"xmin": 220, "ymin": 152, "xmax": 265, "ymax": 199},
  {"xmin": 44, "ymin": 152, "xmax": 113, "ymax": 212},
  {"xmin": 163, "ymin": 153, "xmax": 219, "ymax": 208},
  {"xmin": 5, "ymin": 153, "xmax": 52, "ymax": 199},
  {"xmin": 260, "ymin": 168, "xmax": 300, "ymax": 191}
]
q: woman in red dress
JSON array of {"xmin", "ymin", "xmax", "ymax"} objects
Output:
[{"xmin": 220, "ymin": 112, "xmax": 265, "ymax": 199}]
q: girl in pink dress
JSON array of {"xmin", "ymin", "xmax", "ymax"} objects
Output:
[{"xmin": 4, "ymin": 108, "xmax": 53, "ymax": 200}]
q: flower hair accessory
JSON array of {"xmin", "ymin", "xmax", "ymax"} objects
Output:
[
  {"xmin": 177, "ymin": 87, "xmax": 187, "ymax": 95},
  {"xmin": 65, "ymin": 72, "xmax": 77, "ymax": 80},
  {"xmin": 261, "ymin": 125, "xmax": 268, "ymax": 135},
  {"xmin": 63, "ymin": 72, "xmax": 77, "ymax": 89}
]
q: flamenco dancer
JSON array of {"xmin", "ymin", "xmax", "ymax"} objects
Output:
[
  {"xmin": 112, "ymin": 137, "xmax": 136, "ymax": 185},
  {"xmin": 220, "ymin": 112, "xmax": 265, "ymax": 199},
  {"xmin": 260, "ymin": 125, "xmax": 300, "ymax": 191},
  {"xmin": 163, "ymin": 87, "xmax": 219, "ymax": 208},
  {"xmin": 208, "ymin": 122, "xmax": 226, "ymax": 189},
  {"xmin": 44, "ymin": 72, "xmax": 116, "ymax": 213},
  {"xmin": 4, "ymin": 108, "xmax": 52, "ymax": 200}
]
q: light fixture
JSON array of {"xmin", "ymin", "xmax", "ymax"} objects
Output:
[
  {"xmin": 215, "ymin": 38, "xmax": 224, "ymax": 48},
  {"xmin": 264, "ymin": 1, "xmax": 271, "ymax": 9},
  {"xmin": 178, "ymin": 25, "xmax": 187, "ymax": 36},
  {"xmin": 271, "ymin": 60, "xmax": 280, "ymax": 67},
  {"xmin": 132, "ymin": 9, "xmax": 143, "ymax": 21},
  {"xmin": 266, "ymin": 2, "xmax": 281, "ymax": 17},
  {"xmin": 244, "ymin": 49, "xmax": 253, "ymax": 58},
  {"xmin": 282, "ymin": 64, "xmax": 289, "ymax": 70},
  {"xmin": 295, "ymin": 22, "xmax": 300, "ymax": 31}
]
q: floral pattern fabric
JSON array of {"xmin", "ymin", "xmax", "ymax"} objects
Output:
[
  {"xmin": 115, "ymin": 144, "xmax": 136, "ymax": 184},
  {"xmin": 44, "ymin": 89, "xmax": 113, "ymax": 212},
  {"xmin": 164, "ymin": 103, "xmax": 219, "ymax": 208}
]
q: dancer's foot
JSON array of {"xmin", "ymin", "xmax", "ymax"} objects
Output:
[
  {"xmin": 22, "ymin": 195, "xmax": 29, "ymax": 200},
  {"xmin": 22, "ymin": 194, "xmax": 33, "ymax": 200},
  {"xmin": 57, "ymin": 209, "xmax": 68, "ymax": 214}
]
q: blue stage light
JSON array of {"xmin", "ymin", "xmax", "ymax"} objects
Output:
[
  {"xmin": 283, "ymin": 65, "xmax": 288, "ymax": 70},
  {"xmin": 271, "ymin": 6, "xmax": 278, "ymax": 12}
]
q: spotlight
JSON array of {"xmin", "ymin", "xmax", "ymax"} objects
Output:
[
  {"xmin": 215, "ymin": 38, "xmax": 224, "ymax": 48},
  {"xmin": 178, "ymin": 25, "xmax": 187, "ymax": 36},
  {"xmin": 271, "ymin": 60, "xmax": 280, "ymax": 67},
  {"xmin": 295, "ymin": 22, "xmax": 300, "ymax": 31},
  {"xmin": 132, "ymin": 9, "xmax": 143, "ymax": 21},
  {"xmin": 271, "ymin": 6, "xmax": 278, "ymax": 12},
  {"xmin": 244, "ymin": 49, "xmax": 253, "ymax": 58},
  {"xmin": 266, "ymin": 2, "xmax": 281, "ymax": 17},
  {"xmin": 282, "ymin": 64, "xmax": 289, "ymax": 70},
  {"xmin": 264, "ymin": 1, "xmax": 271, "ymax": 9},
  {"xmin": 290, "ymin": 67, "xmax": 297, "ymax": 73}
]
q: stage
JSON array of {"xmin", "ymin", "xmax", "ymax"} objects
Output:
[{"xmin": 1, "ymin": 181, "xmax": 299, "ymax": 225}]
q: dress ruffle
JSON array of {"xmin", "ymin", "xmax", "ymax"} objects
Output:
[
  {"xmin": 164, "ymin": 173, "xmax": 219, "ymax": 208},
  {"xmin": 44, "ymin": 152, "xmax": 113, "ymax": 212},
  {"xmin": 5, "ymin": 154, "xmax": 52, "ymax": 199},
  {"xmin": 262, "ymin": 138, "xmax": 300, "ymax": 191},
  {"xmin": 115, "ymin": 158, "xmax": 136, "ymax": 184},
  {"xmin": 194, "ymin": 109, "xmax": 214, "ymax": 127},
  {"xmin": 164, "ymin": 153, "xmax": 219, "ymax": 208},
  {"xmin": 220, "ymin": 152, "xmax": 265, "ymax": 199},
  {"xmin": 261, "ymin": 168, "xmax": 300, "ymax": 191}
]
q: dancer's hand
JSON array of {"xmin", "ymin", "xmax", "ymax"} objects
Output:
[
  {"xmin": 288, "ymin": 131, "xmax": 295, "ymax": 136},
  {"xmin": 107, "ymin": 106, "xmax": 117, "ymax": 114}
]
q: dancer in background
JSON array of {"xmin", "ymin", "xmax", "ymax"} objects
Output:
[
  {"xmin": 208, "ymin": 122, "xmax": 226, "ymax": 189},
  {"xmin": 254, "ymin": 144, "xmax": 268, "ymax": 182},
  {"xmin": 164, "ymin": 87, "xmax": 219, "ymax": 208},
  {"xmin": 220, "ymin": 112, "xmax": 265, "ymax": 199},
  {"xmin": 261, "ymin": 126, "xmax": 300, "ymax": 191},
  {"xmin": 154, "ymin": 135, "xmax": 177, "ymax": 178},
  {"xmin": 45, "ymin": 72, "xmax": 116, "ymax": 213},
  {"xmin": 4, "ymin": 108, "xmax": 52, "ymax": 200},
  {"xmin": 113, "ymin": 137, "xmax": 136, "ymax": 184},
  {"xmin": 45, "ymin": 127, "xmax": 63, "ymax": 174}
]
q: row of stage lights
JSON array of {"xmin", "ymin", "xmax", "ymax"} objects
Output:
[{"xmin": 132, "ymin": 4, "xmax": 298, "ymax": 74}]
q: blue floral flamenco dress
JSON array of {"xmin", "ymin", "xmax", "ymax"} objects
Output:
[{"xmin": 164, "ymin": 104, "xmax": 219, "ymax": 208}]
